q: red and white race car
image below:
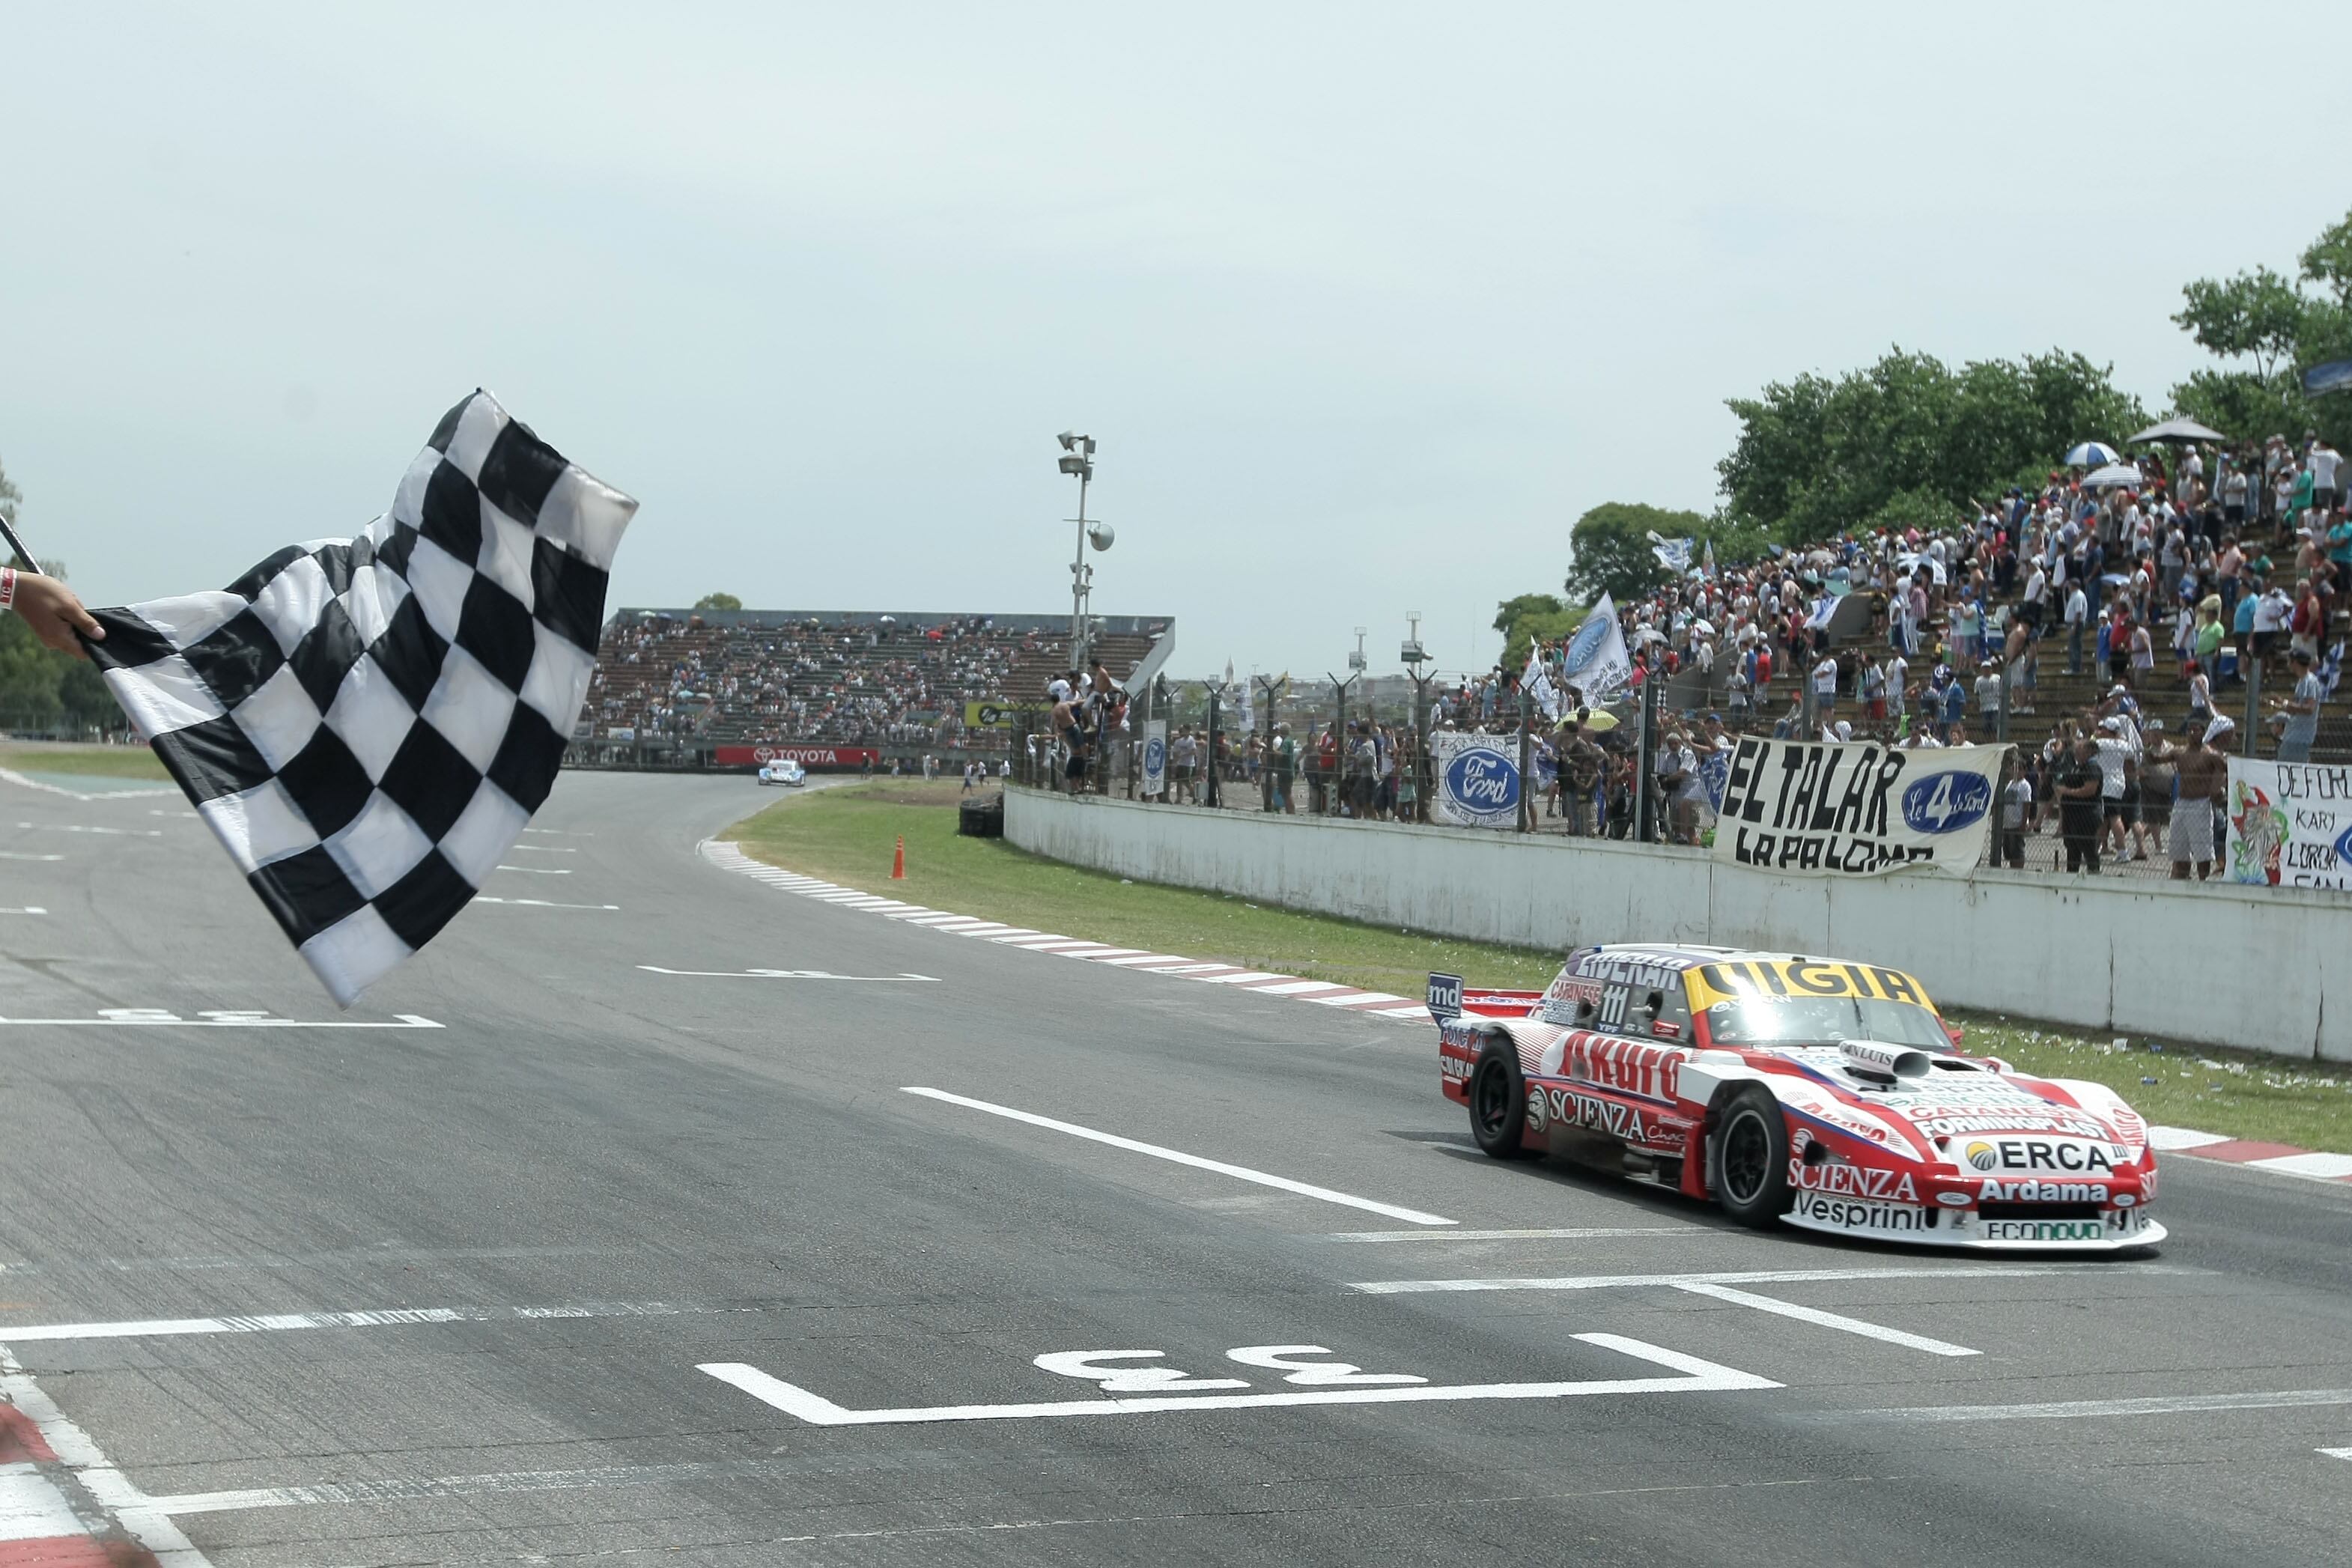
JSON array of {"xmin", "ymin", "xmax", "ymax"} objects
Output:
[{"xmin": 1433, "ymin": 945, "xmax": 2163, "ymax": 1251}]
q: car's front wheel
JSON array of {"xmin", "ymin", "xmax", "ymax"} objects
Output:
[
  {"xmin": 1714, "ymin": 1087, "xmax": 1793, "ymax": 1227},
  {"xmin": 1468, "ymin": 1037, "xmax": 1537, "ymax": 1160}
]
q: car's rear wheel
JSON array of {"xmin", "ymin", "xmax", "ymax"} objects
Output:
[
  {"xmin": 1468, "ymin": 1036, "xmax": 1536, "ymax": 1160},
  {"xmin": 1715, "ymin": 1087, "xmax": 1793, "ymax": 1226}
]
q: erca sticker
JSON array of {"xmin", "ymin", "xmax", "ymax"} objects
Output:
[{"xmin": 1959, "ymin": 1138, "xmax": 2116, "ymax": 1175}]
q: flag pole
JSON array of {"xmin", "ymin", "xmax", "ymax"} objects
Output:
[{"xmin": 0, "ymin": 511, "xmax": 34, "ymax": 571}]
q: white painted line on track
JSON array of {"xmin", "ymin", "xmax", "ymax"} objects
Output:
[
  {"xmin": 1, "ymin": 1348, "xmax": 222, "ymax": 1564},
  {"xmin": 1350, "ymin": 1264, "xmax": 2124, "ymax": 1293},
  {"xmin": 1194, "ymin": 970, "xmax": 1285, "ymax": 985},
  {"xmin": 1835, "ymin": 1388, "xmax": 2352, "ymax": 1423},
  {"xmin": 14, "ymin": 822, "xmax": 159, "ymax": 836},
  {"xmin": 0, "ymin": 851, "xmax": 63, "ymax": 862},
  {"xmin": 699, "ymin": 1332, "xmax": 1775, "ymax": 1426},
  {"xmin": 0, "ymin": 1299, "xmax": 745, "ymax": 1345},
  {"xmin": 136, "ymin": 1458, "xmax": 812, "ymax": 1518},
  {"xmin": 0, "ymin": 908, "xmax": 46, "ymax": 917},
  {"xmin": 493, "ymin": 865, "xmax": 572, "ymax": 874},
  {"xmin": 0, "ymin": 768, "xmax": 178, "ymax": 802},
  {"xmin": 1246, "ymin": 979, "xmax": 1349, "ymax": 996},
  {"xmin": 2321, "ymin": 1447, "xmax": 2352, "ymax": 1460},
  {"xmin": 902, "ymin": 1087, "xmax": 1457, "ymax": 1227},
  {"xmin": 636, "ymin": 967, "xmax": 941, "ymax": 982},
  {"xmin": 1668, "ymin": 1280, "xmax": 1978, "ymax": 1357},
  {"xmin": 0, "ymin": 1013, "xmax": 441, "ymax": 1030},
  {"xmin": 1324, "ymin": 1227, "xmax": 1701, "ymax": 1242},
  {"xmin": 1094, "ymin": 954, "xmax": 1192, "ymax": 967},
  {"xmin": 469, "ymin": 896, "xmax": 620, "ymax": 910},
  {"xmin": 2148, "ymin": 1125, "xmax": 2233, "ymax": 1151},
  {"xmin": 505, "ymin": 844, "xmax": 577, "ymax": 854}
]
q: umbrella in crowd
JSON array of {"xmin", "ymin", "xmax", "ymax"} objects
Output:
[
  {"xmin": 2126, "ymin": 416, "xmax": 2229, "ymax": 446},
  {"xmin": 2063, "ymin": 440, "xmax": 2121, "ymax": 467},
  {"xmin": 2082, "ymin": 461, "xmax": 2144, "ymax": 489}
]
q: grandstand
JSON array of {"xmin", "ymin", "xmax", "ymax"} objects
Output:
[{"xmin": 586, "ymin": 609, "xmax": 1171, "ymax": 759}]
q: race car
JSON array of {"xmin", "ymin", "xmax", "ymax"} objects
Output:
[
  {"xmin": 757, "ymin": 758, "xmax": 808, "ymax": 787},
  {"xmin": 1432, "ymin": 946, "xmax": 2162, "ymax": 1251}
]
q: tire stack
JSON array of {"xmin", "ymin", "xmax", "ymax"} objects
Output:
[{"xmin": 958, "ymin": 793, "xmax": 1005, "ymax": 838}]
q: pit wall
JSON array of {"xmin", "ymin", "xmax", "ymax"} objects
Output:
[{"xmin": 1004, "ymin": 787, "xmax": 2352, "ymax": 1063}]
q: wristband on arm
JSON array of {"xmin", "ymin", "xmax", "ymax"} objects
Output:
[{"xmin": 0, "ymin": 566, "xmax": 16, "ymax": 610}]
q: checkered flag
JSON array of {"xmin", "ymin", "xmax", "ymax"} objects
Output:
[{"xmin": 86, "ymin": 392, "xmax": 636, "ymax": 1004}]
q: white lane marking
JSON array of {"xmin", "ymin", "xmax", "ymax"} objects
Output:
[
  {"xmin": 902, "ymin": 1087, "xmax": 1457, "ymax": 1227},
  {"xmin": 14, "ymin": 821, "xmax": 160, "ymax": 836},
  {"xmin": 1838, "ymin": 1389, "xmax": 2352, "ymax": 1423},
  {"xmin": 943, "ymin": 922, "xmax": 1019, "ymax": 935},
  {"xmin": 0, "ymin": 908, "xmax": 46, "ymax": 917},
  {"xmin": 137, "ymin": 1457, "xmax": 808, "ymax": 1517},
  {"xmin": 698, "ymin": 1333, "xmax": 1775, "ymax": 1426},
  {"xmin": 1305, "ymin": 991, "xmax": 1410, "ymax": 1007},
  {"xmin": 0, "ymin": 851, "xmax": 63, "ymax": 862},
  {"xmin": 468, "ymin": 896, "xmax": 620, "ymax": 910},
  {"xmin": 1245, "ymin": 980, "xmax": 1349, "ymax": 996},
  {"xmin": 505, "ymin": 845, "xmax": 577, "ymax": 854},
  {"xmin": 0, "ymin": 1460, "xmax": 85, "ymax": 1542},
  {"xmin": 1323, "ymin": 1227, "xmax": 1700, "ymax": 1242},
  {"xmin": 995, "ymin": 935, "xmax": 1083, "ymax": 948},
  {"xmin": 2321, "ymin": 1447, "xmax": 2352, "ymax": 1460},
  {"xmin": 2148, "ymin": 1125, "xmax": 2232, "ymax": 1151},
  {"xmin": 0, "ymin": 767, "xmax": 177, "ymax": 801},
  {"xmin": 1668, "ymin": 1280, "xmax": 1978, "ymax": 1358},
  {"xmin": 493, "ymin": 865, "xmax": 573, "ymax": 874},
  {"xmin": 636, "ymin": 967, "xmax": 942, "ymax": 982},
  {"xmin": 2246, "ymin": 1151, "xmax": 2352, "ymax": 1179},
  {"xmin": 1195, "ymin": 970, "xmax": 1285, "ymax": 985},
  {"xmin": 0, "ymin": 1299, "xmax": 744, "ymax": 1344},
  {"xmin": 1350, "ymin": 1264, "xmax": 2123, "ymax": 1293},
  {"xmin": 1127, "ymin": 961, "xmax": 1231, "ymax": 975},
  {"xmin": 1372, "ymin": 1005, "xmax": 1434, "ymax": 1018},
  {"xmin": 0, "ymin": 1012, "xmax": 441, "ymax": 1030},
  {"xmin": 1096, "ymin": 954, "xmax": 1191, "ymax": 967},
  {"xmin": 520, "ymin": 827, "xmax": 593, "ymax": 836}
]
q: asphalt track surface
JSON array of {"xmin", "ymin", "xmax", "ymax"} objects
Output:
[{"xmin": 4, "ymin": 768, "xmax": 2351, "ymax": 1567}]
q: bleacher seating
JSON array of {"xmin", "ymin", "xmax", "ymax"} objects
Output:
[{"xmin": 589, "ymin": 610, "xmax": 1170, "ymax": 750}]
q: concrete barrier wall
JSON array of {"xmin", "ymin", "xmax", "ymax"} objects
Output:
[{"xmin": 1005, "ymin": 788, "xmax": 2352, "ymax": 1062}]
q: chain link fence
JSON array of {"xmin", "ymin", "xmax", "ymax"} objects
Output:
[{"xmin": 1006, "ymin": 633, "xmax": 2352, "ymax": 887}]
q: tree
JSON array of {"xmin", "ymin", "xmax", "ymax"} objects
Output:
[
  {"xmin": 2166, "ymin": 207, "xmax": 2352, "ymax": 450},
  {"xmin": 693, "ymin": 592, "xmax": 743, "ymax": 611},
  {"xmin": 1718, "ymin": 348, "xmax": 2145, "ymax": 542},
  {"xmin": 1492, "ymin": 593, "xmax": 1578, "ymax": 668},
  {"xmin": 1561, "ymin": 502, "xmax": 1710, "ymax": 605}
]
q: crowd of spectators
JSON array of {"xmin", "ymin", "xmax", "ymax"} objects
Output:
[{"xmin": 591, "ymin": 612, "xmax": 1058, "ymax": 747}]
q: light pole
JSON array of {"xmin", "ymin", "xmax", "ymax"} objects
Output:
[{"xmin": 1057, "ymin": 432, "xmax": 1113, "ymax": 672}]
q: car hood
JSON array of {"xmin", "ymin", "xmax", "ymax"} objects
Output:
[{"xmin": 1754, "ymin": 1043, "xmax": 2140, "ymax": 1161}]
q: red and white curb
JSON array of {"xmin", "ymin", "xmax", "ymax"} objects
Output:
[
  {"xmin": 700, "ymin": 840, "xmax": 1432, "ymax": 1023},
  {"xmin": 2147, "ymin": 1125, "xmax": 2352, "ymax": 1185},
  {"xmin": 0, "ymin": 1349, "xmax": 198, "ymax": 1567}
]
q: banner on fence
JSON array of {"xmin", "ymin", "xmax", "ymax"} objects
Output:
[
  {"xmin": 1141, "ymin": 720, "xmax": 1167, "ymax": 798},
  {"xmin": 1429, "ymin": 732, "xmax": 1521, "ymax": 830},
  {"xmin": 2225, "ymin": 757, "xmax": 2352, "ymax": 887},
  {"xmin": 1710, "ymin": 736, "xmax": 2004, "ymax": 875},
  {"xmin": 712, "ymin": 745, "xmax": 881, "ymax": 768},
  {"xmin": 964, "ymin": 699, "xmax": 1015, "ymax": 729}
]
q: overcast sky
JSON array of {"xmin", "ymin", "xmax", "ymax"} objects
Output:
[{"xmin": 6, "ymin": 2, "xmax": 2349, "ymax": 681}]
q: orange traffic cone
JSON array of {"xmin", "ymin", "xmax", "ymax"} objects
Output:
[{"xmin": 890, "ymin": 836, "xmax": 906, "ymax": 879}]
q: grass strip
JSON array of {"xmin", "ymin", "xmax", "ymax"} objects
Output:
[
  {"xmin": 729, "ymin": 780, "xmax": 1557, "ymax": 998},
  {"xmin": 731, "ymin": 782, "xmax": 2352, "ymax": 1152},
  {"xmin": 0, "ymin": 742, "xmax": 169, "ymax": 779}
]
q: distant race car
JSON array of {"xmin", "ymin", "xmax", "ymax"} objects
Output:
[
  {"xmin": 757, "ymin": 758, "xmax": 808, "ymax": 787},
  {"xmin": 1432, "ymin": 944, "xmax": 2162, "ymax": 1251}
]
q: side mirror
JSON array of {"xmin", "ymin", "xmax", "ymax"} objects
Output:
[{"xmin": 1945, "ymin": 1022, "xmax": 1966, "ymax": 1048}]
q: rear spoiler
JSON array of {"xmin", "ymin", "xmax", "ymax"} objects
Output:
[{"xmin": 1427, "ymin": 973, "xmax": 1546, "ymax": 1021}]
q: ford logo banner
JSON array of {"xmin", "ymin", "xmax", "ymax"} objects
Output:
[
  {"xmin": 1900, "ymin": 771, "xmax": 1993, "ymax": 834},
  {"xmin": 1441, "ymin": 743, "xmax": 1521, "ymax": 829}
]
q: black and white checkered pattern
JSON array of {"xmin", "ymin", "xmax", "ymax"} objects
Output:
[{"xmin": 88, "ymin": 392, "xmax": 636, "ymax": 1004}]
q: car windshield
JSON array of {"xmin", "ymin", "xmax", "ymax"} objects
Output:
[{"xmin": 1704, "ymin": 995, "xmax": 1951, "ymax": 1051}]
